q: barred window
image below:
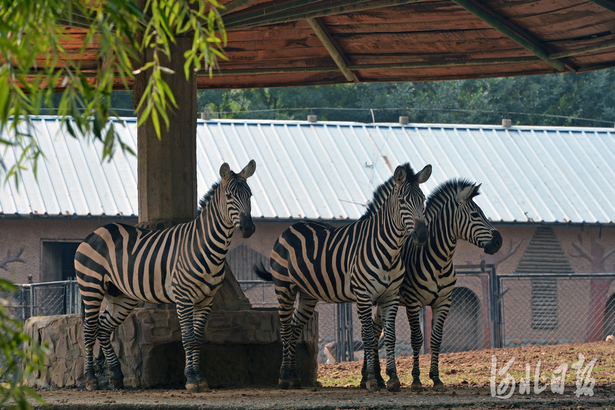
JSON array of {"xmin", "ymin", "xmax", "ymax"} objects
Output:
[{"xmin": 531, "ymin": 278, "xmax": 558, "ymax": 330}]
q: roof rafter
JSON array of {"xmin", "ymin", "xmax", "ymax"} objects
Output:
[
  {"xmin": 224, "ymin": 0, "xmax": 427, "ymax": 30},
  {"xmin": 549, "ymin": 39, "xmax": 615, "ymax": 59},
  {"xmin": 450, "ymin": 0, "xmax": 568, "ymax": 72},
  {"xmin": 306, "ymin": 17, "xmax": 358, "ymax": 83},
  {"xmin": 587, "ymin": 0, "xmax": 615, "ymax": 13}
]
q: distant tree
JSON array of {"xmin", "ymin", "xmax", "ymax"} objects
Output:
[{"xmin": 196, "ymin": 69, "xmax": 615, "ymax": 127}]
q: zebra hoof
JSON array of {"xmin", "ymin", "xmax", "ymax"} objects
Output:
[
  {"xmin": 411, "ymin": 382, "xmax": 423, "ymax": 392},
  {"xmin": 186, "ymin": 380, "xmax": 209, "ymax": 393},
  {"xmin": 432, "ymin": 380, "xmax": 445, "ymax": 392},
  {"xmin": 365, "ymin": 379, "xmax": 380, "ymax": 392},
  {"xmin": 387, "ymin": 378, "xmax": 401, "ymax": 392},
  {"xmin": 110, "ymin": 378, "xmax": 124, "ymax": 390},
  {"xmin": 85, "ymin": 379, "xmax": 99, "ymax": 391},
  {"xmin": 278, "ymin": 379, "xmax": 292, "ymax": 390},
  {"xmin": 279, "ymin": 379, "xmax": 301, "ymax": 389}
]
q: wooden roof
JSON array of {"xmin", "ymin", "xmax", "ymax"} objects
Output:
[{"xmin": 60, "ymin": 0, "xmax": 615, "ymax": 89}]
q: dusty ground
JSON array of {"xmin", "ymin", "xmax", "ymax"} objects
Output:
[{"xmin": 34, "ymin": 341, "xmax": 615, "ymax": 410}]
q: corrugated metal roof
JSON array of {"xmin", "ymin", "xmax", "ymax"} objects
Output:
[{"xmin": 1, "ymin": 116, "xmax": 614, "ymax": 224}]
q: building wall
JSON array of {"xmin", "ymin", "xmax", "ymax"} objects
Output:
[{"xmin": 0, "ymin": 218, "xmax": 136, "ymax": 284}]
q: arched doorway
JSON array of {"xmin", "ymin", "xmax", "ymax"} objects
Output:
[{"xmin": 441, "ymin": 287, "xmax": 481, "ymax": 353}]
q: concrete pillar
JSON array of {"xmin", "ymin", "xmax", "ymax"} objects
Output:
[
  {"xmin": 137, "ymin": 36, "xmax": 197, "ymax": 230},
  {"xmin": 133, "ymin": 36, "xmax": 251, "ymax": 309}
]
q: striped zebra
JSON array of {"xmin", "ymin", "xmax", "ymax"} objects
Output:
[
  {"xmin": 364, "ymin": 179, "xmax": 502, "ymax": 390},
  {"xmin": 255, "ymin": 163, "xmax": 432, "ymax": 392},
  {"xmin": 75, "ymin": 160, "xmax": 256, "ymax": 392}
]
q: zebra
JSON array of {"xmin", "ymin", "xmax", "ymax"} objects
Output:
[
  {"xmin": 363, "ymin": 179, "xmax": 502, "ymax": 390},
  {"xmin": 75, "ymin": 160, "xmax": 256, "ymax": 392},
  {"xmin": 255, "ymin": 163, "xmax": 432, "ymax": 392}
]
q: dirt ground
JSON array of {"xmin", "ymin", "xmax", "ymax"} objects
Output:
[{"xmin": 34, "ymin": 341, "xmax": 615, "ymax": 410}]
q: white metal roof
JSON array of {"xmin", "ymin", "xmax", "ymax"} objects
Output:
[{"xmin": 1, "ymin": 116, "xmax": 614, "ymax": 224}]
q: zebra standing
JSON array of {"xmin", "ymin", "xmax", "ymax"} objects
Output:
[
  {"xmin": 364, "ymin": 179, "xmax": 502, "ymax": 390},
  {"xmin": 75, "ymin": 160, "xmax": 256, "ymax": 392},
  {"xmin": 255, "ymin": 163, "xmax": 432, "ymax": 392}
]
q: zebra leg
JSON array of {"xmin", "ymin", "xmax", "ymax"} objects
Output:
[
  {"xmin": 177, "ymin": 300, "xmax": 212, "ymax": 392},
  {"xmin": 275, "ymin": 281, "xmax": 299, "ymax": 389},
  {"xmin": 356, "ymin": 296, "xmax": 379, "ymax": 391},
  {"xmin": 82, "ymin": 297, "xmax": 102, "ymax": 390},
  {"xmin": 97, "ymin": 293, "xmax": 139, "ymax": 389},
  {"xmin": 428, "ymin": 297, "xmax": 452, "ymax": 391},
  {"xmin": 380, "ymin": 300, "xmax": 400, "ymax": 392},
  {"xmin": 407, "ymin": 305, "xmax": 424, "ymax": 391},
  {"xmin": 285, "ymin": 292, "xmax": 318, "ymax": 388},
  {"xmin": 360, "ymin": 307, "xmax": 385, "ymax": 389}
]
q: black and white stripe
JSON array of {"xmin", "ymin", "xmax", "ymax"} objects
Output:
[
  {"xmin": 366, "ymin": 179, "xmax": 502, "ymax": 390},
  {"xmin": 75, "ymin": 160, "xmax": 256, "ymax": 392},
  {"xmin": 255, "ymin": 163, "xmax": 431, "ymax": 392}
]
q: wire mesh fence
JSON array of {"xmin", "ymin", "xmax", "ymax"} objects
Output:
[
  {"xmin": 4, "ymin": 272, "xmax": 614, "ymax": 364},
  {"xmin": 498, "ymin": 273, "xmax": 615, "ymax": 348},
  {"xmin": 238, "ymin": 266, "xmax": 498, "ymax": 364},
  {"xmin": 0, "ymin": 280, "xmax": 81, "ymax": 322}
]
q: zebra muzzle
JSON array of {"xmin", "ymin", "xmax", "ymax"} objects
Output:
[
  {"xmin": 237, "ymin": 213, "xmax": 256, "ymax": 238},
  {"xmin": 483, "ymin": 230, "xmax": 502, "ymax": 255},
  {"xmin": 411, "ymin": 219, "xmax": 429, "ymax": 246}
]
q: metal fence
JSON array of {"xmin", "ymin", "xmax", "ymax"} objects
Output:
[
  {"xmin": 239, "ymin": 265, "xmax": 500, "ymax": 364},
  {"xmin": 4, "ymin": 271, "xmax": 615, "ymax": 364},
  {"xmin": 0, "ymin": 280, "xmax": 81, "ymax": 322},
  {"xmin": 498, "ymin": 273, "xmax": 615, "ymax": 348},
  {"xmin": 240, "ymin": 268, "xmax": 615, "ymax": 364}
]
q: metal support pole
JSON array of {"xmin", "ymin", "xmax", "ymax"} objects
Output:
[
  {"xmin": 488, "ymin": 265, "xmax": 502, "ymax": 348},
  {"xmin": 336, "ymin": 303, "xmax": 355, "ymax": 362},
  {"xmin": 30, "ymin": 285, "xmax": 34, "ymax": 319}
]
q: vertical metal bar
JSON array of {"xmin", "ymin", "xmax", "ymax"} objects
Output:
[
  {"xmin": 490, "ymin": 266, "xmax": 502, "ymax": 348},
  {"xmin": 30, "ymin": 285, "xmax": 34, "ymax": 318},
  {"xmin": 336, "ymin": 304, "xmax": 344, "ymax": 362},
  {"xmin": 347, "ymin": 303, "xmax": 354, "ymax": 362}
]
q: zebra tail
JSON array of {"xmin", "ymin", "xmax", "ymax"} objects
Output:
[{"xmin": 253, "ymin": 261, "xmax": 273, "ymax": 282}]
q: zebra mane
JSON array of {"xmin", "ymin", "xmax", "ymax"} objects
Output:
[
  {"xmin": 196, "ymin": 181, "xmax": 221, "ymax": 218},
  {"xmin": 426, "ymin": 178, "xmax": 480, "ymax": 213},
  {"xmin": 361, "ymin": 163, "xmax": 419, "ymax": 220}
]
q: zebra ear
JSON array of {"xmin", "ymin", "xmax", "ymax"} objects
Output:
[
  {"xmin": 394, "ymin": 166, "xmax": 406, "ymax": 186},
  {"xmin": 455, "ymin": 184, "xmax": 476, "ymax": 203},
  {"xmin": 239, "ymin": 159, "xmax": 256, "ymax": 179},
  {"xmin": 416, "ymin": 164, "xmax": 432, "ymax": 184},
  {"xmin": 220, "ymin": 163, "xmax": 231, "ymax": 180},
  {"xmin": 472, "ymin": 183, "xmax": 482, "ymax": 196}
]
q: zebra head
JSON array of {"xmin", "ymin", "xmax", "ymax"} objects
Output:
[
  {"xmin": 393, "ymin": 163, "xmax": 431, "ymax": 246},
  {"xmin": 454, "ymin": 183, "xmax": 502, "ymax": 255},
  {"xmin": 219, "ymin": 160, "xmax": 257, "ymax": 238}
]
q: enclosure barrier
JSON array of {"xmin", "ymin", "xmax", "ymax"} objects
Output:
[
  {"xmin": 4, "ymin": 271, "xmax": 614, "ymax": 364},
  {"xmin": 0, "ymin": 280, "xmax": 81, "ymax": 322}
]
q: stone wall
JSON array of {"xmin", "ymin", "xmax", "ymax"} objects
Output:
[{"xmin": 25, "ymin": 308, "xmax": 318, "ymax": 389}]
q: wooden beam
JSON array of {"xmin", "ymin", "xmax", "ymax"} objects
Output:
[
  {"xmin": 549, "ymin": 39, "xmax": 615, "ymax": 59},
  {"xmin": 306, "ymin": 18, "xmax": 358, "ymax": 82},
  {"xmin": 224, "ymin": 0, "xmax": 324, "ymax": 26},
  {"xmin": 225, "ymin": 0, "xmax": 426, "ymax": 30},
  {"xmin": 202, "ymin": 56, "xmax": 544, "ymax": 75},
  {"xmin": 450, "ymin": 0, "xmax": 567, "ymax": 71},
  {"xmin": 587, "ymin": 0, "xmax": 615, "ymax": 13},
  {"xmin": 220, "ymin": 0, "xmax": 260, "ymax": 15}
]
